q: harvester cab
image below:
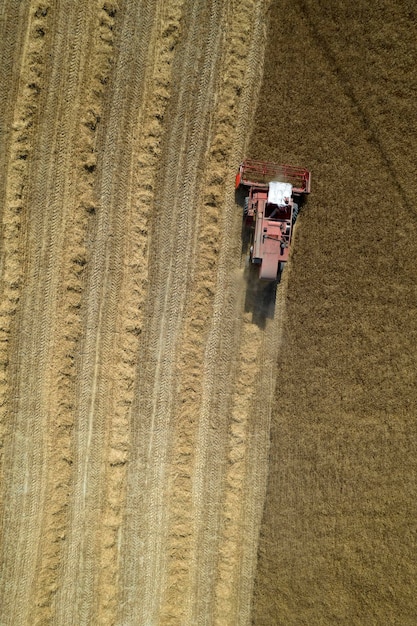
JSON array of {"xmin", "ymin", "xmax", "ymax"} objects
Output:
[{"xmin": 236, "ymin": 159, "xmax": 311, "ymax": 280}]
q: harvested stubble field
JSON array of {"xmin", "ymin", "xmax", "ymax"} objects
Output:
[{"xmin": 0, "ymin": 1, "xmax": 416, "ymax": 625}]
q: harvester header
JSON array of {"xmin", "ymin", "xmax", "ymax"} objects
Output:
[{"xmin": 236, "ymin": 159, "xmax": 311, "ymax": 194}]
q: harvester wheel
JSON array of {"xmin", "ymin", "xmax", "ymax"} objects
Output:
[
  {"xmin": 292, "ymin": 202, "xmax": 299, "ymax": 224},
  {"xmin": 244, "ymin": 196, "xmax": 249, "ymax": 215}
]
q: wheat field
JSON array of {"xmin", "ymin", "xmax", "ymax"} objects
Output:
[{"xmin": 0, "ymin": 1, "xmax": 416, "ymax": 624}]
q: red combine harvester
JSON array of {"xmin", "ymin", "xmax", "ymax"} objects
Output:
[{"xmin": 236, "ymin": 159, "xmax": 311, "ymax": 280}]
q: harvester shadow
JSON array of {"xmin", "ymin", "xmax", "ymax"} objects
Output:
[{"xmin": 243, "ymin": 262, "xmax": 280, "ymax": 329}]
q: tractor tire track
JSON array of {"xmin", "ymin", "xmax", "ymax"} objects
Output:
[
  {"xmin": 93, "ymin": 2, "xmax": 185, "ymax": 623},
  {"xmin": 0, "ymin": 0, "xmax": 31, "ymax": 513},
  {"xmin": 0, "ymin": 4, "xmax": 74, "ymax": 624},
  {"xmin": 53, "ymin": 2, "xmax": 164, "ymax": 624},
  {"xmin": 156, "ymin": 1, "xmax": 271, "ymax": 623},
  {"xmin": 0, "ymin": 1, "xmax": 29, "ymax": 233},
  {"xmin": 204, "ymin": 6, "xmax": 274, "ymax": 624},
  {"xmin": 30, "ymin": 3, "xmax": 118, "ymax": 623},
  {"xmin": 191, "ymin": 3, "xmax": 270, "ymax": 623},
  {"xmin": 23, "ymin": 4, "xmax": 99, "ymax": 620},
  {"xmin": 298, "ymin": 0, "xmax": 417, "ymax": 220},
  {"xmin": 118, "ymin": 1, "xmax": 226, "ymax": 622},
  {"xmin": 215, "ymin": 276, "xmax": 286, "ymax": 626}
]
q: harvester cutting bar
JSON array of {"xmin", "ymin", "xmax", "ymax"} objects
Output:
[{"xmin": 236, "ymin": 159, "xmax": 311, "ymax": 193}]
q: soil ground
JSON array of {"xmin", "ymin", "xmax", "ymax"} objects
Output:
[{"xmin": 0, "ymin": 1, "xmax": 416, "ymax": 625}]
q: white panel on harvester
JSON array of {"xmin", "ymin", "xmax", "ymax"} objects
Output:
[{"xmin": 267, "ymin": 181, "xmax": 293, "ymax": 206}]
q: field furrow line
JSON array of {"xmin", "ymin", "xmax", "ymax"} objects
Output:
[
  {"xmin": 0, "ymin": 0, "xmax": 46, "ymax": 512},
  {"xmin": 118, "ymin": 0, "xmax": 225, "ymax": 621},
  {"xmin": 9, "ymin": 0, "xmax": 100, "ymax": 619},
  {"xmin": 156, "ymin": 0, "xmax": 230, "ymax": 621},
  {"xmin": 93, "ymin": 1, "xmax": 187, "ymax": 623},
  {"xmin": 0, "ymin": 2, "xmax": 29, "ymax": 232},
  {"xmin": 0, "ymin": 0, "xmax": 111, "ymax": 621},
  {"xmin": 0, "ymin": 5, "xmax": 68, "ymax": 623},
  {"xmin": 214, "ymin": 284, "xmax": 283, "ymax": 626},
  {"xmin": 213, "ymin": 318, "xmax": 262, "ymax": 624},
  {"xmin": 52, "ymin": 2, "xmax": 162, "ymax": 623},
  {"xmin": 148, "ymin": 1, "xmax": 270, "ymax": 623},
  {"xmin": 211, "ymin": 4, "xmax": 276, "ymax": 623},
  {"xmin": 21, "ymin": 4, "xmax": 118, "ymax": 624},
  {"xmin": 193, "ymin": 10, "xmax": 268, "ymax": 624},
  {"xmin": 24, "ymin": 1, "xmax": 92, "ymax": 617}
]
